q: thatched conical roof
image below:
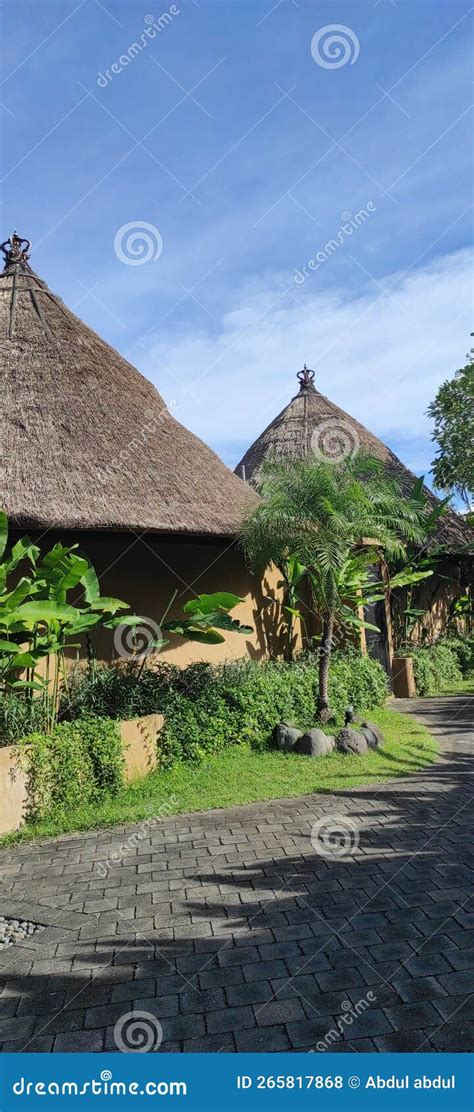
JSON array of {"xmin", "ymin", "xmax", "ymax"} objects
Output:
[
  {"xmin": 1, "ymin": 234, "xmax": 257, "ymax": 537},
  {"xmin": 235, "ymin": 366, "xmax": 472, "ymax": 550}
]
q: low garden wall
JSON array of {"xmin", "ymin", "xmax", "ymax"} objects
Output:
[
  {"xmin": 0, "ymin": 713, "xmax": 164, "ymax": 835},
  {"xmin": 0, "ymin": 746, "xmax": 27, "ymax": 836}
]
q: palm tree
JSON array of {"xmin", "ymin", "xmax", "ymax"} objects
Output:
[{"xmin": 240, "ymin": 454, "xmax": 429, "ymax": 720}]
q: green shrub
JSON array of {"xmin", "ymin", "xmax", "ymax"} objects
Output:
[
  {"xmin": 60, "ymin": 651, "xmax": 388, "ymax": 768},
  {"xmin": 0, "ymin": 694, "xmax": 50, "ymax": 748},
  {"xmin": 20, "ymin": 717, "xmax": 123, "ymax": 823},
  {"xmin": 328, "ymin": 648, "xmax": 389, "ymax": 720},
  {"xmin": 61, "ymin": 662, "xmax": 174, "ymax": 721},
  {"xmin": 407, "ymin": 642, "xmax": 462, "ymax": 696},
  {"xmin": 443, "ymin": 635, "xmax": 474, "ymax": 677},
  {"xmin": 160, "ymin": 658, "xmax": 318, "ymax": 763}
]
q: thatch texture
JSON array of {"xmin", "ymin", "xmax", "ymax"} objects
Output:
[
  {"xmin": 1, "ymin": 251, "xmax": 257, "ymax": 536},
  {"xmin": 235, "ymin": 369, "xmax": 472, "ymax": 551}
]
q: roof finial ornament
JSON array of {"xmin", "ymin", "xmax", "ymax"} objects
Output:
[
  {"xmin": 1, "ymin": 231, "xmax": 31, "ymax": 269},
  {"xmin": 297, "ymin": 364, "xmax": 316, "ymax": 391}
]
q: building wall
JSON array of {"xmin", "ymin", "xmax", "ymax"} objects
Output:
[
  {"xmin": 392, "ymin": 557, "xmax": 473, "ymax": 645},
  {"xmin": 21, "ymin": 531, "xmax": 291, "ymax": 665}
]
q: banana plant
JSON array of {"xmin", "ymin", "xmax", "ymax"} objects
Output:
[
  {"xmin": 0, "ymin": 512, "xmax": 254, "ymax": 730},
  {"xmin": 162, "ymin": 591, "xmax": 253, "ymax": 643}
]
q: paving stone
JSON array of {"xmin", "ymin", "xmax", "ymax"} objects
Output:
[
  {"xmin": 391, "ymin": 975, "xmax": 447, "ymax": 1003},
  {"xmin": 314, "ymin": 967, "xmax": 365, "ymax": 993},
  {"xmin": 183, "ymin": 1033, "xmax": 236, "ymax": 1052},
  {"xmin": 235, "ymin": 1024, "xmax": 291, "ymax": 1052},
  {"xmin": 374, "ymin": 1029, "xmax": 436, "ymax": 1052},
  {"xmin": 446, "ymin": 942, "xmax": 474, "ymax": 966},
  {"xmin": 226, "ymin": 981, "xmax": 274, "ymax": 1007},
  {"xmin": 254, "ymin": 998, "xmax": 305, "ymax": 1026},
  {"xmin": 179, "ymin": 988, "xmax": 226, "ymax": 1014},
  {"xmin": 206, "ymin": 1005, "xmax": 255, "ymax": 1034},
  {"xmin": 428, "ymin": 1024, "xmax": 474, "ymax": 1052},
  {"xmin": 54, "ymin": 1029, "xmax": 104, "ymax": 1051},
  {"xmin": 385, "ymin": 1000, "xmax": 441, "ymax": 1031},
  {"xmin": 438, "ymin": 969, "xmax": 474, "ymax": 994},
  {"xmin": 433, "ymin": 994, "xmax": 474, "ymax": 1021},
  {"xmin": 286, "ymin": 1017, "xmax": 339, "ymax": 1048},
  {"xmin": 243, "ymin": 959, "xmax": 288, "ymax": 982}
]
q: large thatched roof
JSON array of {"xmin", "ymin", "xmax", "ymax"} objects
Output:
[
  {"xmin": 1, "ymin": 234, "xmax": 257, "ymax": 537},
  {"xmin": 235, "ymin": 366, "xmax": 472, "ymax": 551}
]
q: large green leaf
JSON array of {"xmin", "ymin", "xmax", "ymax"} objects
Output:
[
  {"xmin": 0, "ymin": 577, "xmax": 35, "ymax": 611},
  {"xmin": 12, "ymin": 600, "xmax": 79, "ymax": 624},
  {"xmin": 8, "ymin": 651, "xmax": 38, "ymax": 670},
  {"xmin": 76, "ymin": 554, "xmax": 101, "ymax": 603},
  {"xmin": 183, "ymin": 592, "xmax": 243, "ymax": 615},
  {"xmin": 104, "ymin": 614, "xmax": 144, "ymax": 630},
  {"xmin": 174, "ymin": 627, "xmax": 226, "ymax": 644},
  {"xmin": 89, "ymin": 597, "xmax": 129, "ymax": 615},
  {"xmin": 8, "ymin": 536, "xmax": 40, "ymax": 571}
]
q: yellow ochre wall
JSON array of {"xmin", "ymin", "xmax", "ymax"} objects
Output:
[{"xmin": 26, "ymin": 532, "xmax": 292, "ymax": 665}]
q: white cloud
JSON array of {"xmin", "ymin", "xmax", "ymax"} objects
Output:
[{"xmin": 137, "ymin": 248, "xmax": 472, "ymax": 471}]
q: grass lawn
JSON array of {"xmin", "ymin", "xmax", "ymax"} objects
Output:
[{"xmin": 2, "ymin": 706, "xmax": 438, "ymax": 845}]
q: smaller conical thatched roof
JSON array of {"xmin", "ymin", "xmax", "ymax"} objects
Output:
[
  {"xmin": 235, "ymin": 366, "xmax": 472, "ymax": 551},
  {"xmin": 1, "ymin": 233, "xmax": 257, "ymax": 537}
]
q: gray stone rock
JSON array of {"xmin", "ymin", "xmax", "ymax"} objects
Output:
[
  {"xmin": 336, "ymin": 726, "xmax": 368, "ymax": 756},
  {"xmin": 273, "ymin": 722, "xmax": 301, "ymax": 752},
  {"xmin": 361, "ymin": 721, "xmax": 385, "ymax": 749},
  {"xmin": 294, "ymin": 729, "xmax": 334, "ymax": 757}
]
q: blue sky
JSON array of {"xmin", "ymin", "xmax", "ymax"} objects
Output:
[{"xmin": 2, "ymin": 0, "xmax": 472, "ymax": 493}]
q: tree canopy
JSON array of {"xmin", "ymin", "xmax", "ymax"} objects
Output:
[{"xmin": 427, "ymin": 345, "xmax": 474, "ymax": 508}]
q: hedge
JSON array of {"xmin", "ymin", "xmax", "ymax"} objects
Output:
[
  {"xmin": 406, "ymin": 642, "xmax": 462, "ymax": 696},
  {"xmin": 20, "ymin": 717, "xmax": 123, "ymax": 823},
  {"xmin": 58, "ymin": 650, "xmax": 387, "ymax": 766}
]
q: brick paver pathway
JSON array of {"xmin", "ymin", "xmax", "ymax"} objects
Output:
[{"xmin": 0, "ymin": 695, "xmax": 472, "ymax": 1053}]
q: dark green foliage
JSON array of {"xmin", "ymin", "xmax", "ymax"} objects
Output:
[
  {"xmin": 61, "ymin": 652, "xmax": 388, "ymax": 767},
  {"xmin": 427, "ymin": 347, "xmax": 474, "ymax": 506},
  {"xmin": 0, "ymin": 693, "xmax": 50, "ymax": 747},
  {"xmin": 443, "ymin": 635, "xmax": 474, "ymax": 677},
  {"xmin": 407, "ymin": 642, "xmax": 462, "ymax": 696},
  {"xmin": 61, "ymin": 661, "xmax": 173, "ymax": 721},
  {"xmin": 327, "ymin": 648, "xmax": 389, "ymax": 720},
  {"xmin": 20, "ymin": 717, "xmax": 123, "ymax": 822}
]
